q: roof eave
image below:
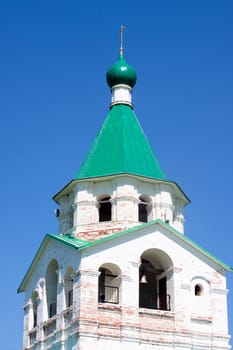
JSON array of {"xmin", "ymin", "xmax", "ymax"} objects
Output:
[
  {"xmin": 53, "ymin": 173, "xmax": 190, "ymax": 205},
  {"xmin": 53, "ymin": 180, "xmax": 77, "ymax": 203},
  {"xmin": 17, "ymin": 235, "xmax": 50, "ymax": 293}
]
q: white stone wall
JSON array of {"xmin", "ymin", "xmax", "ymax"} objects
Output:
[
  {"xmin": 56, "ymin": 175, "xmax": 187, "ymax": 237},
  {"xmin": 22, "ymin": 223, "xmax": 230, "ymax": 350}
]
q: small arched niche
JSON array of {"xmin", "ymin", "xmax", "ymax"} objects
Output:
[
  {"xmin": 191, "ymin": 277, "xmax": 209, "ymax": 297},
  {"xmin": 194, "ymin": 284, "xmax": 203, "ymax": 296},
  {"xmin": 45, "ymin": 259, "xmax": 58, "ymax": 318},
  {"xmin": 138, "ymin": 195, "xmax": 151, "ymax": 223},
  {"xmin": 98, "ymin": 195, "xmax": 112, "ymax": 222},
  {"xmin": 139, "ymin": 249, "xmax": 173, "ymax": 311},
  {"xmin": 64, "ymin": 267, "xmax": 74, "ymax": 308},
  {"xmin": 98, "ymin": 263, "xmax": 121, "ymax": 304},
  {"xmin": 191, "ymin": 277, "xmax": 210, "ymax": 315}
]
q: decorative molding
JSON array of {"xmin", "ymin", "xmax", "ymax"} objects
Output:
[
  {"xmin": 121, "ymin": 274, "xmax": 132, "ymax": 282},
  {"xmin": 74, "ymin": 200, "xmax": 96, "ymax": 207},
  {"xmin": 211, "ymin": 288, "xmax": 227, "ymax": 295},
  {"xmin": 115, "ymin": 195, "xmax": 138, "ymax": 203},
  {"xmin": 191, "ymin": 316, "xmax": 212, "ymax": 324},
  {"xmin": 130, "ymin": 261, "xmax": 140, "ymax": 268},
  {"xmin": 23, "ymin": 302, "xmax": 31, "ymax": 311},
  {"xmin": 139, "ymin": 308, "xmax": 175, "ymax": 319},
  {"xmin": 172, "ymin": 267, "xmax": 182, "ymax": 273},
  {"xmin": 181, "ymin": 284, "xmax": 191, "ymax": 291},
  {"xmin": 74, "ymin": 269, "xmax": 99, "ymax": 278}
]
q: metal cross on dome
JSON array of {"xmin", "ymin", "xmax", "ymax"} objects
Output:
[{"xmin": 120, "ymin": 25, "xmax": 126, "ymax": 55}]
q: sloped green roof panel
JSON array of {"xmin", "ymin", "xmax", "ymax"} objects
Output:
[
  {"xmin": 75, "ymin": 105, "xmax": 166, "ymax": 180},
  {"xmin": 47, "ymin": 232, "xmax": 88, "ymax": 248}
]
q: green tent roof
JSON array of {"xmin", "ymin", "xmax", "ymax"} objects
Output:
[{"xmin": 75, "ymin": 104, "xmax": 166, "ymax": 180}]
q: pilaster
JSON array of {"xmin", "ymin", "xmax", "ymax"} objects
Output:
[{"xmin": 23, "ymin": 302, "xmax": 31, "ymax": 348}]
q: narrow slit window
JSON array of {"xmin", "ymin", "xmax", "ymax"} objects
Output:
[
  {"xmin": 68, "ymin": 290, "xmax": 73, "ymax": 307},
  {"xmin": 138, "ymin": 196, "xmax": 150, "ymax": 223},
  {"xmin": 195, "ymin": 284, "xmax": 203, "ymax": 296},
  {"xmin": 98, "ymin": 196, "xmax": 112, "ymax": 222}
]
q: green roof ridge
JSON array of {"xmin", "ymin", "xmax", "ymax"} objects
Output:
[{"xmin": 75, "ymin": 104, "xmax": 166, "ymax": 180}]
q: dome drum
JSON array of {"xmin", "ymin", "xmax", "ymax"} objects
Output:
[{"xmin": 110, "ymin": 84, "xmax": 133, "ymax": 108}]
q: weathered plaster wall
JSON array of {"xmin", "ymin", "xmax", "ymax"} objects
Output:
[{"xmin": 22, "ymin": 224, "xmax": 230, "ymax": 350}]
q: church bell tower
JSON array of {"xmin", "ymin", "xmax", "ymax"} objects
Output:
[{"xmin": 18, "ymin": 31, "xmax": 232, "ymax": 350}]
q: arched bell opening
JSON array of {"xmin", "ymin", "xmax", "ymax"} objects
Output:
[
  {"xmin": 139, "ymin": 249, "xmax": 173, "ymax": 311},
  {"xmin": 45, "ymin": 259, "xmax": 58, "ymax": 318},
  {"xmin": 98, "ymin": 263, "xmax": 121, "ymax": 304},
  {"xmin": 98, "ymin": 195, "xmax": 112, "ymax": 222}
]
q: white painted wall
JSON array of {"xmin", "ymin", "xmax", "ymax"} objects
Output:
[
  {"xmin": 56, "ymin": 175, "xmax": 187, "ymax": 237},
  {"xmin": 22, "ymin": 222, "xmax": 230, "ymax": 350}
]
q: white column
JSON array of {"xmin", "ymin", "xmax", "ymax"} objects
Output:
[
  {"xmin": 73, "ymin": 270, "xmax": 81, "ymax": 318},
  {"xmin": 23, "ymin": 302, "xmax": 31, "ymax": 348},
  {"xmin": 40, "ymin": 279, "xmax": 48, "ymax": 323}
]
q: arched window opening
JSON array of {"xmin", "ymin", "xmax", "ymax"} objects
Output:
[
  {"xmin": 195, "ymin": 284, "xmax": 203, "ymax": 296},
  {"xmin": 139, "ymin": 250, "xmax": 173, "ymax": 311},
  {"xmin": 138, "ymin": 196, "xmax": 150, "ymax": 223},
  {"xmin": 98, "ymin": 196, "xmax": 112, "ymax": 222},
  {"xmin": 98, "ymin": 264, "xmax": 121, "ymax": 304},
  {"xmin": 45, "ymin": 259, "xmax": 58, "ymax": 318},
  {"xmin": 31, "ymin": 291, "xmax": 38, "ymax": 328},
  {"xmin": 64, "ymin": 267, "xmax": 74, "ymax": 308}
]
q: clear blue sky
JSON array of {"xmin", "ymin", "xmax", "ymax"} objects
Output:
[{"xmin": 1, "ymin": 1, "xmax": 232, "ymax": 349}]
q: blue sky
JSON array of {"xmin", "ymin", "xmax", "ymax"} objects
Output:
[{"xmin": 1, "ymin": 1, "xmax": 233, "ymax": 348}]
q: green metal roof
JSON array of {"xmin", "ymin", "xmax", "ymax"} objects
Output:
[{"xmin": 75, "ymin": 104, "xmax": 166, "ymax": 180}]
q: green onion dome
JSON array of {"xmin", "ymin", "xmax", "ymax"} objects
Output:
[{"xmin": 106, "ymin": 54, "xmax": 137, "ymax": 88}]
